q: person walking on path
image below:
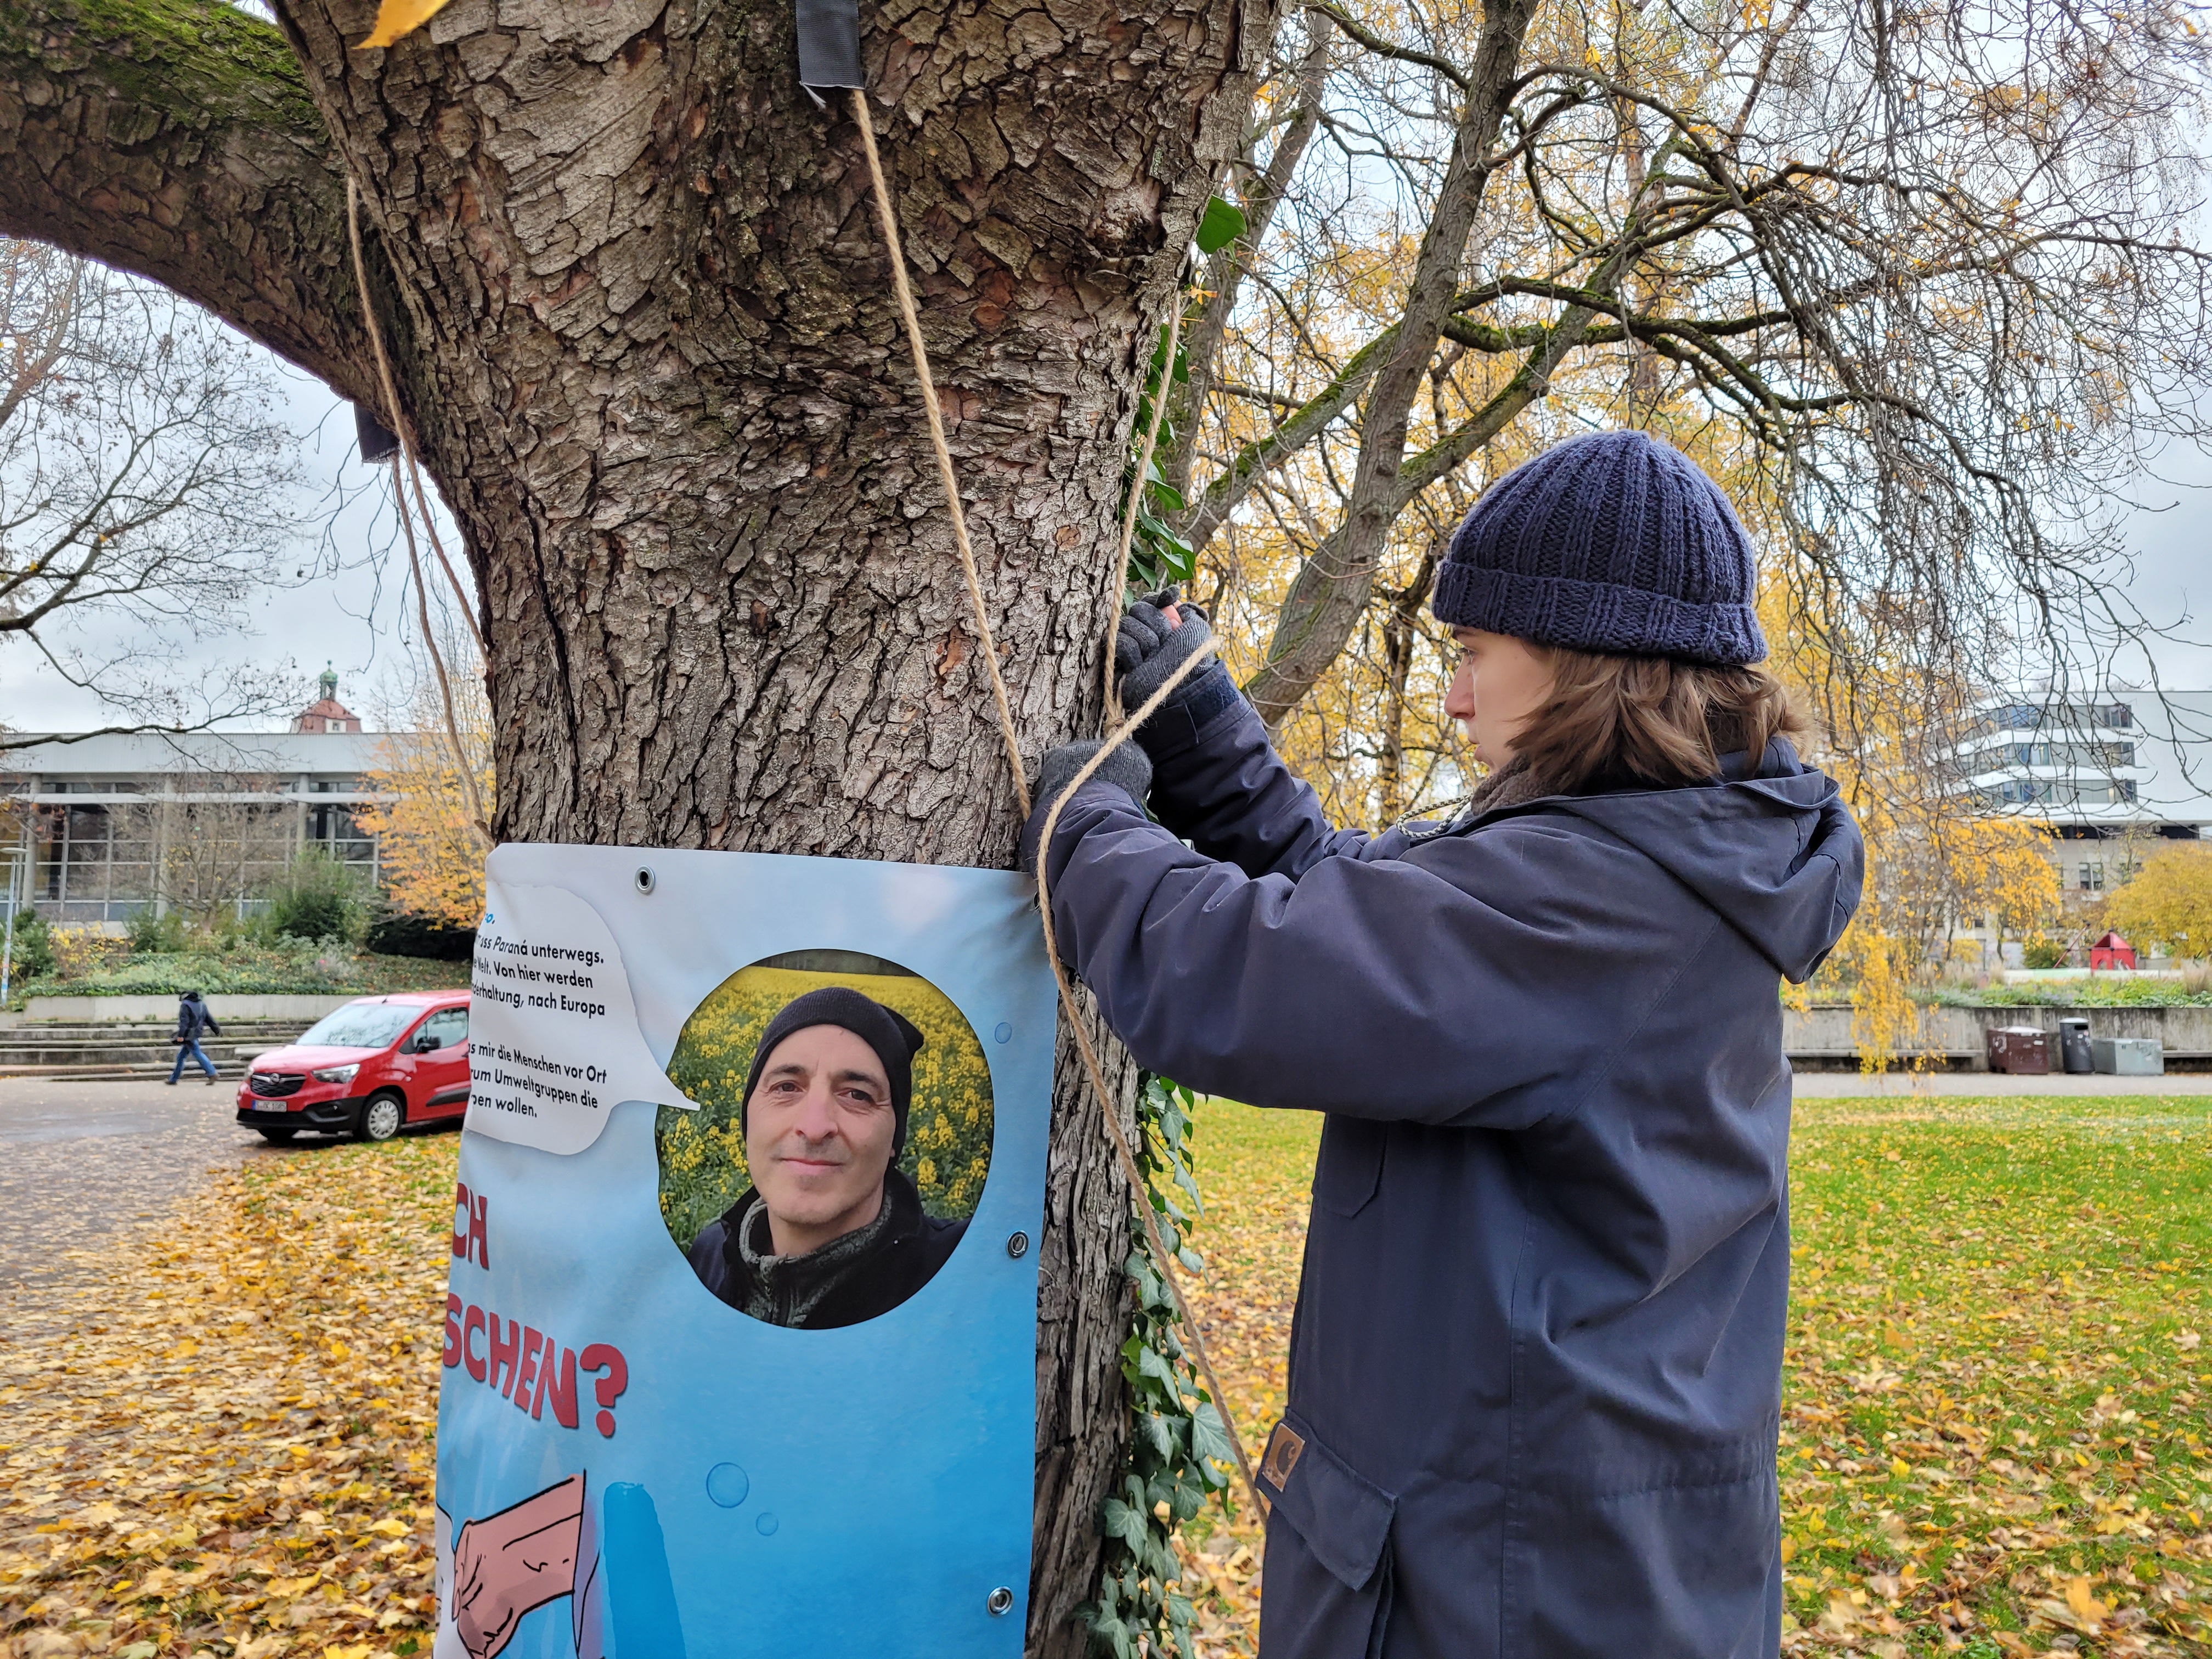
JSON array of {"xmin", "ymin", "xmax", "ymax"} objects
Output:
[
  {"xmin": 1022, "ymin": 430, "xmax": 1864, "ymax": 1658},
  {"xmin": 167, "ymin": 989, "xmax": 222, "ymax": 1086}
]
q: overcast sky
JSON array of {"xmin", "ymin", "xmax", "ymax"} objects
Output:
[
  {"xmin": 0, "ymin": 363, "xmax": 473, "ymax": 735},
  {"xmin": 6, "ymin": 348, "xmax": 2211, "ymax": 736}
]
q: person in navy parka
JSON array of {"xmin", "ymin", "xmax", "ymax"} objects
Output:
[{"xmin": 1019, "ymin": 431, "xmax": 1864, "ymax": 1658}]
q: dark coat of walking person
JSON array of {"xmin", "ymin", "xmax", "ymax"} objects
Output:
[
  {"xmin": 167, "ymin": 989, "xmax": 221, "ymax": 1085},
  {"xmin": 1022, "ymin": 431, "xmax": 1865, "ymax": 1658}
]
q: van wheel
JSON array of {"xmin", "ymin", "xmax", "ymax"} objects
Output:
[
  {"xmin": 357, "ymin": 1092, "xmax": 406, "ymax": 1143},
  {"xmin": 256, "ymin": 1127, "xmax": 300, "ymax": 1144}
]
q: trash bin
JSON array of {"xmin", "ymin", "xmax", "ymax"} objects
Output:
[
  {"xmin": 2058, "ymin": 1018, "xmax": 2094, "ymax": 1074},
  {"xmin": 1987, "ymin": 1026, "xmax": 2050, "ymax": 1075},
  {"xmin": 2090, "ymin": 1036, "xmax": 2163, "ymax": 1076}
]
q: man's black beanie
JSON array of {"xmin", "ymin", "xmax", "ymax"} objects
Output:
[{"xmin": 738, "ymin": 986, "xmax": 928, "ymax": 1154}]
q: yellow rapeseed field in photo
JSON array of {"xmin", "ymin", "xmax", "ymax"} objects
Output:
[{"xmin": 655, "ymin": 964, "xmax": 995, "ymax": 1250}]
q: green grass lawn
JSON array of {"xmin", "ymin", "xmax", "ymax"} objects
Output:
[{"xmin": 1179, "ymin": 1094, "xmax": 2212, "ymax": 1657}]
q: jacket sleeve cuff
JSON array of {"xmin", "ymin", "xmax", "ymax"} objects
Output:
[{"xmin": 1133, "ymin": 657, "xmax": 1244, "ymax": 762}]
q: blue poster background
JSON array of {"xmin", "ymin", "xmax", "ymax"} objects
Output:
[{"xmin": 436, "ymin": 844, "xmax": 1053, "ymax": 1659}]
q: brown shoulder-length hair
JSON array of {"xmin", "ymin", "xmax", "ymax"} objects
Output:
[{"xmin": 1510, "ymin": 648, "xmax": 1813, "ymax": 797}]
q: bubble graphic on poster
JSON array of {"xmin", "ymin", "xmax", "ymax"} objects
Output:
[{"xmin": 436, "ymin": 844, "xmax": 1053, "ymax": 1659}]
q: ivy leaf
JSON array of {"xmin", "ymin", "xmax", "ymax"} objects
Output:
[
  {"xmin": 1163, "ymin": 1463, "xmax": 1208, "ymax": 1521},
  {"xmin": 1101, "ymin": 1496, "xmax": 1150, "ymax": 1551},
  {"xmin": 1136, "ymin": 1341, "xmax": 1181, "ymax": 1391},
  {"xmin": 1172, "ymin": 1161, "xmax": 1205, "ymax": 1217},
  {"xmin": 1190, "ymin": 1400, "xmax": 1236, "ymax": 1471},
  {"xmin": 1195, "ymin": 194, "xmax": 1248, "ymax": 255},
  {"xmin": 1144, "ymin": 1530, "xmax": 1181, "ymax": 1582},
  {"xmin": 1139, "ymin": 1411, "xmax": 1175, "ymax": 1460},
  {"xmin": 1159, "ymin": 1099, "xmax": 1190, "ymax": 1146}
]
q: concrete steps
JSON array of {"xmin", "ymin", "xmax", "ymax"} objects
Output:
[{"xmin": 0, "ymin": 1019, "xmax": 318, "ymax": 1080}]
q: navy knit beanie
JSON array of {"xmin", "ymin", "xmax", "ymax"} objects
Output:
[
  {"xmin": 740, "ymin": 987, "xmax": 927, "ymax": 1154},
  {"xmin": 1431, "ymin": 431, "xmax": 1767, "ymax": 665}
]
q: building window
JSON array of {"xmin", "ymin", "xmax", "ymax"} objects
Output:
[
  {"xmin": 2079, "ymin": 861, "xmax": 2105, "ymax": 892},
  {"xmin": 306, "ymin": 803, "xmax": 378, "ymax": 873}
]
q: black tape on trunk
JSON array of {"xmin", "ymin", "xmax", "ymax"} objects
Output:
[{"xmin": 797, "ymin": 0, "xmax": 862, "ymax": 90}]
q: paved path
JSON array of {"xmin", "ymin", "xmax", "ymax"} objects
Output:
[
  {"xmin": 0, "ymin": 1078, "xmax": 444, "ymax": 1297},
  {"xmin": 1792, "ymin": 1068, "xmax": 2212, "ymax": 1097}
]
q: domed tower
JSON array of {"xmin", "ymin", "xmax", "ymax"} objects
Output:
[{"xmin": 292, "ymin": 663, "xmax": 363, "ymax": 734}]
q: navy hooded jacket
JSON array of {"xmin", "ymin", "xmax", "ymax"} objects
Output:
[{"xmin": 1036, "ymin": 669, "xmax": 1863, "ymax": 1659}]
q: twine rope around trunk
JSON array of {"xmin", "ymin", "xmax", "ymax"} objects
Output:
[
  {"xmin": 852, "ymin": 89, "xmax": 1267, "ymax": 1520},
  {"xmin": 346, "ymin": 179, "xmax": 493, "ymax": 848}
]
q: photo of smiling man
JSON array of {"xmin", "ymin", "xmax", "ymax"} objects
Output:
[{"xmin": 684, "ymin": 986, "xmax": 968, "ymax": 1329}]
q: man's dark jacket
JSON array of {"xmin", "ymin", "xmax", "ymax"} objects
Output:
[
  {"xmin": 1036, "ymin": 668, "xmax": 1863, "ymax": 1659},
  {"xmin": 686, "ymin": 1166, "xmax": 965, "ymax": 1330},
  {"xmin": 173, "ymin": 995, "xmax": 219, "ymax": 1043}
]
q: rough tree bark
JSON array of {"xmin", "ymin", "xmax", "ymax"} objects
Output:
[{"xmin": 0, "ymin": 0, "xmax": 1279, "ymax": 1642}]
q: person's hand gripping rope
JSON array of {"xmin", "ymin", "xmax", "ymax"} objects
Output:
[{"xmin": 1018, "ymin": 589, "xmax": 1215, "ymax": 877}]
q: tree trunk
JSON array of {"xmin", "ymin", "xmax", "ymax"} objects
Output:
[{"xmin": 0, "ymin": 0, "xmax": 1278, "ymax": 1641}]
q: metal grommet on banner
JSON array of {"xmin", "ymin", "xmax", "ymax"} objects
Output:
[
  {"xmin": 1005, "ymin": 1231, "xmax": 1029, "ymax": 1259},
  {"xmin": 986, "ymin": 1587, "xmax": 1014, "ymax": 1617},
  {"xmin": 633, "ymin": 866, "xmax": 657, "ymax": 895}
]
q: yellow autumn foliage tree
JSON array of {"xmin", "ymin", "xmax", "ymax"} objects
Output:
[
  {"xmin": 2101, "ymin": 842, "xmax": 2212, "ymax": 958},
  {"xmin": 355, "ymin": 673, "xmax": 492, "ymax": 930}
]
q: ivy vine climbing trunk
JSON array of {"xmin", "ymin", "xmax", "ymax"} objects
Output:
[{"xmin": 0, "ymin": 0, "xmax": 1279, "ymax": 1644}]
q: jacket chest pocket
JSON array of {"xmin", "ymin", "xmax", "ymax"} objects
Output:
[{"xmin": 1314, "ymin": 1117, "xmax": 1386, "ymax": 1218}]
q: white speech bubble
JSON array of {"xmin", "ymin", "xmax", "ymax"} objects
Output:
[{"xmin": 468, "ymin": 875, "xmax": 693, "ymax": 1155}]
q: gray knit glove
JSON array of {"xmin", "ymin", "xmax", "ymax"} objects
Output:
[
  {"xmin": 1018, "ymin": 740, "xmax": 1155, "ymax": 876},
  {"xmin": 1115, "ymin": 589, "xmax": 1215, "ymax": 712}
]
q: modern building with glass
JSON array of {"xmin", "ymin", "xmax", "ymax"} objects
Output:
[
  {"xmin": 0, "ymin": 670, "xmax": 394, "ymax": 928},
  {"xmin": 1954, "ymin": 688, "xmax": 2212, "ymax": 899}
]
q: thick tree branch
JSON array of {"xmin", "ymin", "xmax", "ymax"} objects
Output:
[
  {"xmin": 1243, "ymin": 0, "xmax": 1532, "ymax": 726},
  {"xmin": 1167, "ymin": 10, "xmax": 1332, "ymax": 504},
  {"xmin": 1399, "ymin": 288, "xmax": 1617, "ymax": 502},
  {"xmin": 1181, "ymin": 321, "xmax": 1395, "ymax": 551},
  {"xmin": 1302, "ymin": 0, "xmax": 1469, "ymax": 89},
  {"xmin": 0, "ymin": 0, "xmax": 372, "ymax": 404}
]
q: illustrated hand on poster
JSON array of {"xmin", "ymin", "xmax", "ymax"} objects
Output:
[
  {"xmin": 450, "ymin": 1475, "xmax": 586, "ymax": 1659},
  {"xmin": 469, "ymin": 878, "xmax": 693, "ymax": 1155}
]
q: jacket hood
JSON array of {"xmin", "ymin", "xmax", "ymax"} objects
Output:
[{"xmin": 1531, "ymin": 740, "xmax": 1864, "ymax": 983}]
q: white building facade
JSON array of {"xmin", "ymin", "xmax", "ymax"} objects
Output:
[
  {"xmin": 2, "ymin": 674, "xmax": 396, "ymax": 927},
  {"xmin": 1955, "ymin": 689, "xmax": 2211, "ymax": 923}
]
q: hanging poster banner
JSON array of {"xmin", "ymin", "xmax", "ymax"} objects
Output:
[{"xmin": 433, "ymin": 843, "xmax": 1055, "ymax": 1659}]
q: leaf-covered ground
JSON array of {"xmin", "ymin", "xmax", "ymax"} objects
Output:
[
  {"xmin": 0, "ymin": 1135, "xmax": 456, "ymax": 1659},
  {"xmin": 2, "ymin": 1096, "xmax": 2205, "ymax": 1658},
  {"xmin": 1177, "ymin": 1093, "xmax": 2212, "ymax": 1657}
]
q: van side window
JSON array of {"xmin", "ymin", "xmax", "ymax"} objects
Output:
[{"xmin": 418, "ymin": 1008, "xmax": 470, "ymax": 1050}]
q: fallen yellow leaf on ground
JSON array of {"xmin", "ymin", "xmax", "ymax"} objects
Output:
[{"xmin": 0, "ymin": 1136, "xmax": 452, "ymax": 1657}]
